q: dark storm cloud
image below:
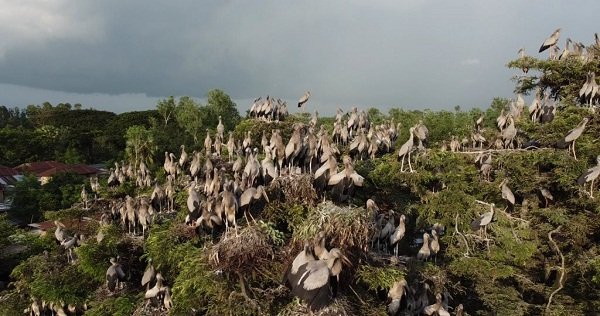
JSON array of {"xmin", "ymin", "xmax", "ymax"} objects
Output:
[{"xmin": 0, "ymin": 1, "xmax": 599, "ymax": 114}]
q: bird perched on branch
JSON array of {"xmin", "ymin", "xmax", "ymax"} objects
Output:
[
  {"xmin": 471, "ymin": 203, "xmax": 495, "ymax": 238},
  {"xmin": 577, "ymin": 155, "xmax": 600, "ymax": 198},
  {"xmin": 556, "ymin": 117, "xmax": 589, "ymax": 160}
]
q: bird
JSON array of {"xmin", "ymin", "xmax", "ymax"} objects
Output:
[
  {"xmin": 417, "ymin": 233, "xmax": 431, "ymax": 261},
  {"xmin": 556, "ymin": 117, "xmax": 589, "ymax": 160},
  {"xmin": 283, "ymin": 243, "xmax": 315, "ymax": 293},
  {"xmin": 60, "ymin": 234, "xmax": 80, "ymax": 263},
  {"xmin": 539, "ymin": 187, "xmax": 554, "ymax": 207},
  {"xmin": 313, "ymin": 231, "xmax": 329, "ymax": 260},
  {"xmin": 289, "ymin": 247, "xmax": 348, "ymax": 312},
  {"xmin": 239, "ymin": 185, "xmax": 269, "ymax": 223},
  {"xmin": 80, "ymin": 185, "xmax": 88, "ymax": 210},
  {"xmin": 471, "ymin": 203, "xmax": 495, "ymax": 238},
  {"xmin": 141, "ymin": 258, "xmax": 156, "ymax": 291},
  {"xmin": 54, "ymin": 220, "xmax": 68, "ymax": 243},
  {"xmin": 577, "ymin": 155, "xmax": 600, "ymax": 198},
  {"xmin": 387, "ymin": 279, "xmax": 408, "ymax": 315},
  {"xmin": 217, "ymin": 116, "xmax": 225, "ymax": 140},
  {"xmin": 475, "ymin": 114, "xmax": 484, "ymax": 132},
  {"xmin": 221, "ymin": 185, "xmax": 239, "ymax": 236},
  {"xmin": 145, "ymin": 272, "xmax": 166, "ymax": 305},
  {"xmin": 389, "ymin": 214, "xmax": 406, "ymax": 257},
  {"xmin": 179, "ymin": 145, "xmax": 188, "ymax": 168},
  {"xmin": 539, "ymin": 28, "xmax": 561, "ymax": 53},
  {"xmin": 298, "ymin": 91, "xmax": 311, "ymax": 108},
  {"xmin": 500, "ymin": 179, "xmax": 515, "ymax": 210},
  {"xmin": 398, "ymin": 127, "xmax": 415, "ymax": 172},
  {"xmin": 423, "ymin": 293, "xmax": 451, "ymax": 316},
  {"xmin": 429, "ymin": 229, "xmax": 440, "ymax": 263},
  {"xmin": 106, "ymin": 257, "xmax": 126, "ymax": 292}
]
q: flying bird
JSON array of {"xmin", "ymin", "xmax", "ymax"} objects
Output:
[
  {"xmin": 298, "ymin": 91, "xmax": 311, "ymax": 108},
  {"xmin": 539, "ymin": 28, "xmax": 561, "ymax": 53}
]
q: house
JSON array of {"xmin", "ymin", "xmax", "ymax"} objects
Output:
[
  {"xmin": 15, "ymin": 161, "xmax": 100, "ymax": 185},
  {"xmin": 0, "ymin": 165, "xmax": 19, "ymax": 204}
]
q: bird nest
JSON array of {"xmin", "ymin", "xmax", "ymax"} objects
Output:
[
  {"xmin": 268, "ymin": 174, "xmax": 318, "ymax": 206},
  {"xmin": 277, "ymin": 297, "xmax": 356, "ymax": 316},
  {"xmin": 293, "ymin": 201, "xmax": 374, "ymax": 258},
  {"xmin": 209, "ymin": 224, "xmax": 275, "ymax": 274}
]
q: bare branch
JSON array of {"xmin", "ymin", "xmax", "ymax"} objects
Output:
[{"xmin": 546, "ymin": 226, "xmax": 565, "ymax": 314}]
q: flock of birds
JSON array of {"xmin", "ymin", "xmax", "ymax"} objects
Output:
[{"xmin": 25, "ymin": 28, "xmax": 600, "ymax": 316}]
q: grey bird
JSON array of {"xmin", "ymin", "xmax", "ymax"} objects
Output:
[
  {"xmin": 471, "ymin": 203, "xmax": 495, "ymax": 239},
  {"xmin": 141, "ymin": 258, "xmax": 156, "ymax": 291},
  {"xmin": 556, "ymin": 117, "xmax": 589, "ymax": 160},
  {"xmin": 577, "ymin": 155, "xmax": 600, "ymax": 198},
  {"xmin": 387, "ymin": 279, "xmax": 408, "ymax": 315},
  {"xmin": 500, "ymin": 179, "xmax": 515, "ymax": 210},
  {"xmin": 106, "ymin": 257, "xmax": 126, "ymax": 292}
]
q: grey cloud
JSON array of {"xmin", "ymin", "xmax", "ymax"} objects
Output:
[{"xmin": 0, "ymin": 1, "xmax": 599, "ymax": 115}]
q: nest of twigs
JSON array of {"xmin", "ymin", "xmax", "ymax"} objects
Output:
[
  {"xmin": 268, "ymin": 174, "xmax": 318, "ymax": 206},
  {"xmin": 277, "ymin": 297, "xmax": 356, "ymax": 316},
  {"xmin": 293, "ymin": 201, "xmax": 374, "ymax": 254},
  {"xmin": 209, "ymin": 225, "xmax": 275, "ymax": 274}
]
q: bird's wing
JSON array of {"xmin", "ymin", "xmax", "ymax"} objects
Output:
[
  {"xmin": 106, "ymin": 268, "xmax": 117, "ymax": 291},
  {"xmin": 423, "ymin": 303, "xmax": 437, "ymax": 315},
  {"xmin": 350, "ymin": 172, "xmax": 364, "ymax": 187},
  {"xmin": 327, "ymin": 171, "xmax": 346, "ymax": 186},
  {"xmin": 301, "ymin": 262, "xmax": 330, "ymax": 291},
  {"xmin": 141, "ymin": 266, "xmax": 155, "ymax": 286},
  {"xmin": 116, "ymin": 266, "xmax": 126, "ymax": 279}
]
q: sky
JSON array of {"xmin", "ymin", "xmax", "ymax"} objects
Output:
[{"xmin": 0, "ymin": 1, "xmax": 599, "ymax": 115}]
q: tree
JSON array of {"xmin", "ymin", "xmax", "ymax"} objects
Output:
[
  {"xmin": 125, "ymin": 125, "xmax": 156, "ymax": 171},
  {"xmin": 10, "ymin": 175, "xmax": 42, "ymax": 224},
  {"xmin": 157, "ymin": 96, "xmax": 177, "ymax": 127},
  {"xmin": 206, "ymin": 89, "xmax": 241, "ymax": 131},
  {"xmin": 175, "ymin": 96, "xmax": 204, "ymax": 144}
]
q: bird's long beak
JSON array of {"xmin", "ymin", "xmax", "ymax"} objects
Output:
[{"xmin": 341, "ymin": 254, "xmax": 352, "ymax": 266}]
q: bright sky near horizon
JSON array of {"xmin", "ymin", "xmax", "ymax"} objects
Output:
[{"xmin": 0, "ymin": 1, "xmax": 598, "ymax": 115}]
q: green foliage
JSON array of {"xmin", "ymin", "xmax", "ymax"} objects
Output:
[
  {"xmin": 258, "ymin": 220, "xmax": 285, "ymax": 246},
  {"xmin": 356, "ymin": 265, "xmax": 405, "ymax": 291},
  {"xmin": 0, "ymin": 213, "xmax": 17, "ymax": 249},
  {"xmin": 206, "ymin": 89, "xmax": 241, "ymax": 131},
  {"xmin": 125, "ymin": 125, "xmax": 156, "ymax": 169},
  {"xmin": 171, "ymin": 248, "xmax": 228, "ymax": 315},
  {"xmin": 86, "ymin": 294, "xmax": 139, "ymax": 316},
  {"xmin": 0, "ymin": 290, "xmax": 30, "ymax": 316},
  {"xmin": 10, "ymin": 174, "xmax": 42, "ymax": 223},
  {"xmin": 38, "ymin": 172, "xmax": 86, "ymax": 212},
  {"xmin": 76, "ymin": 225, "xmax": 121, "ymax": 282},
  {"xmin": 175, "ymin": 96, "xmax": 206, "ymax": 144},
  {"xmin": 12, "ymin": 254, "xmax": 98, "ymax": 305},
  {"xmin": 507, "ymin": 54, "xmax": 600, "ymax": 106}
]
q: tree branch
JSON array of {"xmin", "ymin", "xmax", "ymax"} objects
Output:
[
  {"xmin": 453, "ymin": 213, "xmax": 471, "ymax": 257},
  {"xmin": 546, "ymin": 226, "xmax": 565, "ymax": 314}
]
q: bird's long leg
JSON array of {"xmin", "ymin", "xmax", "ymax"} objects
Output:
[
  {"xmin": 408, "ymin": 151, "xmax": 414, "ymax": 173},
  {"xmin": 591, "ymin": 179, "xmax": 595, "ymax": 198},
  {"xmin": 400, "ymin": 155, "xmax": 405, "ymax": 172},
  {"xmin": 573, "ymin": 140, "xmax": 578, "ymax": 160}
]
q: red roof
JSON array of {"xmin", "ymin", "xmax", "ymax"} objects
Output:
[
  {"xmin": 0, "ymin": 165, "xmax": 18, "ymax": 176},
  {"xmin": 15, "ymin": 161, "xmax": 99, "ymax": 177},
  {"xmin": 15, "ymin": 161, "xmax": 66, "ymax": 174}
]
